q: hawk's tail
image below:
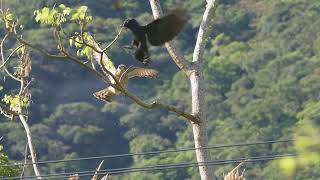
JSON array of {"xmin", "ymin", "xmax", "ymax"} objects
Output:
[{"xmin": 93, "ymin": 89, "xmax": 115, "ymax": 103}]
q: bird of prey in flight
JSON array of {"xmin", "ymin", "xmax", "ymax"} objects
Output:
[
  {"xmin": 93, "ymin": 64, "xmax": 159, "ymax": 102},
  {"xmin": 124, "ymin": 8, "xmax": 187, "ymax": 65}
]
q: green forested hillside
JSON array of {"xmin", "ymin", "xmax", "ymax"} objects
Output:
[{"xmin": 0, "ymin": 0, "xmax": 320, "ymax": 179}]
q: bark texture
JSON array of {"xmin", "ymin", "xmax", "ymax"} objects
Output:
[
  {"xmin": 190, "ymin": 1, "xmax": 217, "ymax": 179},
  {"xmin": 19, "ymin": 114, "xmax": 42, "ymax": 179},
  {"xmin": 149, "ymin": 0, "xmax": 217, "ymax": 179}
]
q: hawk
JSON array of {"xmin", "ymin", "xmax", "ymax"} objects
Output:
[
  {"xmin": 124, "ymin": 8, "xmax": 187, "ymax": 65},
  {"xmin": 93, "ymin": 64, "xmax": 159, "ymax": 102}
]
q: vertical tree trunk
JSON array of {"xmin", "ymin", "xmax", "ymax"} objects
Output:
[
  {"xmin": 19, "ymin": 114, "xmax": 42, "ymax": 179},
  {"xmin": 149, "ymin": 0, "xmax": 217, "ymax": 179},
  {"xmin": 189, "ymin": 71, "xmax": 213, "ymax": 180},
  {"xmin": 190, "ymin": 2, "xmax": 217, "ymax": 179}
]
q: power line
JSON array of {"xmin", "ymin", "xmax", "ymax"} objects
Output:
[
  {"xmin": 72, "ymin": 154, "xmax": 296, "ymax": 179},
  {"xmin": 1, "ymin": 139, "xmax": 292, "ymax": 167},
  {"xmin": 1, "ymin": 153, "xmax": 296, "ymax": 180}
]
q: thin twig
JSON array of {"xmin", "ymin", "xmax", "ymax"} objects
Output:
[
  {"xmin": 91, "ymin": 160, "xmax": 104, "ymax": 180},
  {"xmin": 12, "ymin": 31, "xmax": 112, "ymax": 85},
  {"xmin": 224, "ymin": 161, "xmax": 246, "ymax": 180},
  {"xmin": 20, "ymin": 143, "xmax": 28, "ymax": 180},
  {"xmin": 0, "ymin": 44, "xmax": 24, "ymax": 68},
  {"xmin": 119, "ymin": 65, "xmax": 134, "ymax": 82},
  {"xmin": 102, "ymin": 22, "xmax": 125, "ymax": 52},
  {"xmin": 10, "ymin": 32, "xmax": 67, "ymax": 59},
  {"xmin": 54, "ymin": 29, "xmax": 65, "ymax": 52},
  {"xmin": 229, "ymin": 161, "xmax": 245, "ymax": 174},
  {"xmin": 0, "ymin": 34, "xmax": 20, "ymax": 81},
  {"xmin": 101, "ymin": 174, "xmax": 109, "ymax": 180},
  {"xmin": 71, "ymin": 35, "xmax": 102, "ymax": 55}
]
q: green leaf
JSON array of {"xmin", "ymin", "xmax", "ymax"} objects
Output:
[
  {"xmin": 279, "ymin": 157, "xmax": 296, "ymax": 176},
  {"xmin": 5, "ymin": 13, "xmax": 14, "ymax": 21},
  {"xmin": 108, "ymin": 58, "xmax": 114, "ymax": 69},
  {"xmin": 71, "ymin": 6, "xmax": 90, "ymax": 22},
  {"xmin": 63, "ymin": 8, "xmax": 71, "ymax": 15},
  {"xmin": 69, "ymin": 38, "xmax": 73, "ymax": 47},
  {"xmin": 59, "ymin": 4, "xmax": 66, "ymax": 9}
]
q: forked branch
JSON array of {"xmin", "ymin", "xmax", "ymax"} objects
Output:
[
  {"xmin": 10, "ymin": 32, "xmax": 199, "ymax": 123},
  {"xmin": 0, "ymin": 36, "xmax": 42, "ymax": 179}
]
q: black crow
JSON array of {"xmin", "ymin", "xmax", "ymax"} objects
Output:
[{"xmin": 124, "ymin": 9, "xmax": 187, "ymax": 65}]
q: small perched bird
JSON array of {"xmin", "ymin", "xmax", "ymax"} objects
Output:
[
  {"xmin": 93, "ymin": 64, "xmax": 159, "ymax": 102},
  {"xmin": 124, "ymin": 8, "xmax": 187, "ymax": 65}
]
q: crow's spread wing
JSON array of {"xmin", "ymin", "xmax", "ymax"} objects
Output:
[{"xmin": 145, "ymin": 9, "xmax": 187, "ymax": 46}]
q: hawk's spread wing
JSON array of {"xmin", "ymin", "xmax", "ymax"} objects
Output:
[
  {"xmin": 145, "ymin": 9, "xmax": 187, "ymax": 46},
  {"xmin": 126, "ymin": 67, "xmax": 159, "ymax": 78}
]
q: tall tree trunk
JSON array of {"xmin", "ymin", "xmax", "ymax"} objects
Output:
[
  {"xmin": 149, "ymin": 0, "xmax": 217, "ymax": 179},
  {"xmin": 190, "ymin": 1, "xmax": 217, "ymax": 179},
  {"xmin": 189, "ymin": 71, "xmax": 213, "ymax": 180},
  {"xmin": 19, "ymin": 114, "xmax": 42, "ymax": 179}
]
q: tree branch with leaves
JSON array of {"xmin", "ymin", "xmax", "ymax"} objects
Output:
[
  {"xmin": 1, "ymin": 4, "xmax": 200, "ymax": 124},
  {"xmin": 0, "ymin": 18, "xmax": 42, "ymax": 178}
]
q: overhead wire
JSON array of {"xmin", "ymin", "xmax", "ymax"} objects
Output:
[
  {"xmin": 1, "ymin": 153, "xmax": 296, "ymax": 180},
  {"xmin": 0, "ymin": 139, "xmax": 293, "ymax": 167}
]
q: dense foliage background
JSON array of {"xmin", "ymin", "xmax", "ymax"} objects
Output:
[{"xmin": 1, "ymin": 0, "xmax": 319, "ymax": 179}]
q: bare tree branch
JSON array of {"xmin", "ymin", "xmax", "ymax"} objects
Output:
[
  {"xmin": 149, "ymin": 0, "xmax": 218, "ymax": 179},
  {"xmin": 20, "ymin": 143, "xmax": 28, "ymax": 180},
  {"xmin": 10, "ymin": 32, "xmax": 112, "ymax": 85},
  {"xmin": 18, "ymin": 115, "xmax": 42, "ymax": 179},
  {"xmin": 92, "ymin": 160, "xmax": 105, "ymax": 180},
  {"xmin": 0, "ymin": 34, "xmax": 20, "ymax": 81},
  {"xmin": 102, "ymin": 22, "xmax": 125, "ymax": 52},
  {"xmin": 192, "ymin": 0, "xmax": 217, "ymax": 67},
  {"xmin": 189, "ymin": 1, "xmax": 218, "ymax": 180},
  {"xmin": 101, "ymin": 174, "xmax": 109, "ymax": 180},
  {"xmin": 9, "ymin": 31, "xmax": 199, "ymax": 123},
  {"xmin": 1, "ymin": 34, "xmax": 42, "ymax": 179},
  {"xmin": 18, "ymin": 49, "xmax": 42, "ymax": 179},
  {"xmin": 224, "ymin": 162, "xmax": 246, "ymax": 180},
  {"xmin": 0, "ymin": 44, "xmax": 24, "ymax": 69}
]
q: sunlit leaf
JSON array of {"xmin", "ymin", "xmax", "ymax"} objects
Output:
[
  {"xmin": 279, "ymin": 157, "xmax": 296, "ymax": 176},
  {"xmin": 58, "ymin": 4, "xmax": 66, "ymax": 9},
  {"xmin": 5, "ymin": 13, "xmax": 14, "ymax": 21}
]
